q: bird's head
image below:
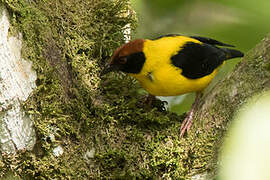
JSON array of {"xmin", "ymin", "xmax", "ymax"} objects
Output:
[{"xmin": 102, "ymin": 39, "xmax": 146, "ymax": 75}]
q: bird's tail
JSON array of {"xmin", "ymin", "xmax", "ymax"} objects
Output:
[{"xmin": 222, "ymin": 48, "xmax": 244, "ymax": 60}]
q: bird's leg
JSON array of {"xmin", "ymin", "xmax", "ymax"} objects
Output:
[
  {"xmin": 180, "ymin": 92, "xmax": 203, "ymax": 137},
  {"xmin": 139, "ymin": 94, "xmax": 168, "ymax": 111},
  {"xmin": 137, "ymin": 94, "xmax": 156, "ymax": 109},
  {"xmin": 145, "ymin": 94, "xmax": 156, "ymax": 107}
]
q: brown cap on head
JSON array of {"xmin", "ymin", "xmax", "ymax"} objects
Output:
[
  {"xmin": 101, "ymin": 39, "xmax": 145, "ymax": 75},
  {"xmin": 110, "ymin": 39, "xmax": 145, "ymax": 65}
]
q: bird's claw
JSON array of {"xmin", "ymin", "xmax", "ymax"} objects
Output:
[{"xmin": 180, "ymin": 111, "xmax": 194, "ymax": 137}]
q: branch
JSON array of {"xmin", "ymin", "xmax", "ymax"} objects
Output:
[
  {"xmin": 1, "ymin": 0, "xmax": 270, "ymax": 178},
  {"xmin": 186, "ymin": 35, "xmax": 270, "ymax": 178}
]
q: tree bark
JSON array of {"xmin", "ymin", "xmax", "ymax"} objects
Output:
[
  {"xmin": 1, "ymin": 0, "xmax": 270, "ymax": 179},
  {"xmin": 188, "ymin": 35, "xmax": 270, "ymax": 179},
  {"xmin": 0, "ymin": 5, "xmax": 36, "ymax": 154}
]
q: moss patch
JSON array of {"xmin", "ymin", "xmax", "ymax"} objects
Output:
[
  {"xmin": 2, "ymin": 0, "xmax": 269, "ymax": 178},
  {"xmin": 181, "ymin": 35, "xmax": 270, "ymax": 179},
  {"xmin": 0, "ymin": 0, "xmax": 201, "ymax": 179}
]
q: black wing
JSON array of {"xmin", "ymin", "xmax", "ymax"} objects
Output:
[
  {"xmin": 171, "ymin": 42, "xmax": 227, "ymax": 79},
  {"xmin": 153, "ymin": 34, "xmax": 234, "ymax": 47},
  {"xmin": 190, "ymin": 36, "xmax": 234, "ymax": 47}
]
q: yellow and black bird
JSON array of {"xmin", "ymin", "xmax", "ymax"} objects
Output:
[{"xmin": 103, "ymin": 34, "xmax": 243, "ymax": 137}]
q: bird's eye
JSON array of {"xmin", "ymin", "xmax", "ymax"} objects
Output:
[{"xmin": 118, "ymin": 57, "xmax": 127, "ymax": 64}]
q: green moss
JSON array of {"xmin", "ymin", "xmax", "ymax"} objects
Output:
[
  {"xmin": 177, "ymin": 36, "xmax": 270, "ymax": 179},
  {"xmin": 0, "ymin": 0, "xmax": 225, "ymax": 179}
]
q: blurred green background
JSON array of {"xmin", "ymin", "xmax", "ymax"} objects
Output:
[{"xmin": 130, "ymin": 0, "xmax": 270, "ymax": 114}]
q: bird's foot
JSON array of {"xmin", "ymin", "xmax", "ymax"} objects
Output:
[
  {"xmin": 180, "ymin": 110, "xmax": 194, "ymax": 137},
  {"xmin": 136, "ymin": 94, "xmax": 155, "ymax": 110},
  {"xmin": 137, "ymin": 94, "xmax": 167, "ymax": 111},
  {"xmin": 145, "ymin": 94, "xmax": 156, "ymax": 107},
  {"xmin": 180, "ymin": 92, "xmax": 202, "ymax": 137}
]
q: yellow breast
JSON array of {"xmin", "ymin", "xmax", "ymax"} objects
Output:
[{"xmin": 129, "ymin": 36, "xmax": 221, "ymax": 96}]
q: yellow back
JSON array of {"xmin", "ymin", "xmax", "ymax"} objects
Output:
[{"xmin": 130, "ymin": 36, "xmax": 221, "ymax": 96}]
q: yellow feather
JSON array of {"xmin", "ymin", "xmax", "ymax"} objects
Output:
[{"xmin": 130, "ymin": 36, "xmax": 222, "ymax": 96}]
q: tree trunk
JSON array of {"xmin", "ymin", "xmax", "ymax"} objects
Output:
[
  {"xmin": 1, "ymin": 0, "xmax": 270, "ymax": 179},
  {"xmin": 0, "ymin": 5, "xmax": 36, "ymax": 155},
  {"xmin": 184, "ymin": 35, "xmax": 270, "ymax": 179}
]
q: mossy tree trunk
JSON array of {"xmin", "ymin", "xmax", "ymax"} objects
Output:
[
  {"xmin": 1, "ymin": 0, "xmax": 270, "ymax": 179},
  {"xmin": 186, "ymin": 35, "xmax": 270, "ymax": 178}
]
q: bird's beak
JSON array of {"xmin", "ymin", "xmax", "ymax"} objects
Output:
[{"xmin": 100, "ymin": 63, "xmax": 119, "ymax": 76}]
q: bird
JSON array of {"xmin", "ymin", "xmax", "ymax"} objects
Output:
[{"xmin": 102, "ymin": 34, "xmax": 244, "ymax": 137}]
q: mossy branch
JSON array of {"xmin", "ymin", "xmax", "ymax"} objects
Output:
[
  {"xmin": 185, "ymin": 35, "xmax": 270, "ymax": 178},
  {"xmin": 1, "ymin": 0, "xmax": 270, "ymax": 179}
]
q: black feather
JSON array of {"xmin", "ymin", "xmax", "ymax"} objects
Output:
[
  {"xmin": 171, "ymin": 42, "xmax": 241, "ymax": 79},
  {"xmin": 190, "ymin": 36, "xmax": 235, "ymax": 47},
  {"xmin": 121, "ymin": 52, "xmax": 146, "ymax": 74},
  {"xmin": 220, "ymin": 48, "xmax": 244, "ymax": 60}
]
